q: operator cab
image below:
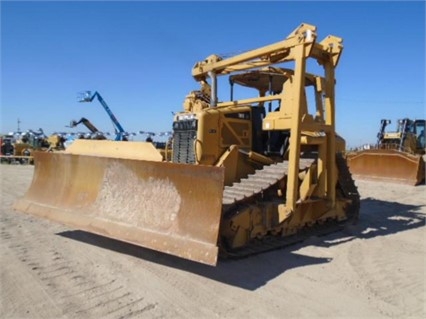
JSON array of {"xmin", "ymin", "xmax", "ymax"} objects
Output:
[
  {"xmin": 229, "ymin": 67, "xmax": 318, "ymax": 157},
  {"xmin": 413, "ymin": 119, "xmax": 425, "ymax": 150}
]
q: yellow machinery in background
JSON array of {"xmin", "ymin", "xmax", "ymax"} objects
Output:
[
  {"xmin": 14, "ymin": 23, "xmax": 359, "ymax": 266},
  {"xmin": 347, "ymin": 118, "xmax": 425, "ymax": 185},
  {"xmin": 1, "ymin": 131, "xmax": 65, "ymax": 164},
  {"xmin": 0, "ymin": 134, "xmax": 30, "ymax": 163}
]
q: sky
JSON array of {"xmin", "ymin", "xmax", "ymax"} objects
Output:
[{"xmin": 1, "ymin": 0, "xmax": 425, "ymax": 148}]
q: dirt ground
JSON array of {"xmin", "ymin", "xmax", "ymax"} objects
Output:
[{"xmin": 1, "ymin": 164, "xmax": 425, "ymax": 319}]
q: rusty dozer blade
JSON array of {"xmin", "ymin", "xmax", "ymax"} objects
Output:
[
  {"xmin": 347, "ymin": 149, "xmax": 425, "ymax": 186},
  {"xmin": 14, "ymin": 151, "xmax": 225, "ymax": 266}
]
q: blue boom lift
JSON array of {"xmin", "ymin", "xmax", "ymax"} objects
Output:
[{"xmin": 79, "ymin": 91, "xmax": 127, "ymax": 141}]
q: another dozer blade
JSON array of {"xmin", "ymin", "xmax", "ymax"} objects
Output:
[
  {"xmin": 14, "ymin": 151, "xmax": 225, "ymax": 266},
  {"xmin": 347, "ymin": 149, "xmax": 425, "ymax": 185}
]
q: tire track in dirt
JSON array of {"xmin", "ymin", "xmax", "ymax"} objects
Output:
[
  {"xmin": 1, "ymin": 202, "xmax": 158, "ymax": 318},
  {"xmin": 1, "ymin": 165, "xmax": 162, "ymax": 318},
  {"xmin": 348, "ymin": 239, "xmax": 424, "ymax": 318},
  {"xmin": 126, "ymin": 255, "xmax": 258, "ymax": 318}
]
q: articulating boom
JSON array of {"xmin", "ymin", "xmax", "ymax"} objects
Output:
[
  {"xmin": 69, "ymin": 117, "xmax": 107, "ymax": 140},
  {"xmin": 79, "ymin": 91, "xmax": 127, "ymax": 141}
]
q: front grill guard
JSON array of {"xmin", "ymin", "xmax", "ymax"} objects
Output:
[{"xmin": 172, "ymin": 119, "xmax": 197, "ymax": 164}]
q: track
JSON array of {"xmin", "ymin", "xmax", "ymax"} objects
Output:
[
  {"xmin": 222, "ymin": 159, "xmax": 314, "ymax": 205},
  {"xmin": 220, "ymin": 154, "xmax": 360, "ymax": 259}
]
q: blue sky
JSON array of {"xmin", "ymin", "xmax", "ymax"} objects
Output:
[{"xmin": 1, "ymin": 1, "xmax": 425, "ymax": 148}]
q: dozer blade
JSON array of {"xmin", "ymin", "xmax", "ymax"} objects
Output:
[
  {"xmin": 347, "ymin": 149, "xmax": 425, "ymax": 185},
  {"xmin": 14, "ymin": 151, "xmax": 225, "ymax": 266}
]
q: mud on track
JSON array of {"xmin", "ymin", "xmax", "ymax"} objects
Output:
[{"xmin": 1, "ymin": 164, "xmax": 425, "ymax": 318}]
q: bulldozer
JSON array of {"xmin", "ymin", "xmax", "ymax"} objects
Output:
[
  {"xmin": 347, "ymin": 118, "xmax": 425, "ymax": 185},
  {"xmin": 14, "ymin": 23, "xmax": 359, "ymax": 266}
]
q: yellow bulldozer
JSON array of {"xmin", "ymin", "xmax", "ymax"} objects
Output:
[
  {"xmin": 14, "ymin": 23, "xmax": 359, "ymax": 266},
  {"xmin": 347, "ymin": 118, "xmax": 425, "ymax": 185}
]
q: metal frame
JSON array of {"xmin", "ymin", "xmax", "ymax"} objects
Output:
[{"xmin": 191, "ymin": 23, "xmax": 343, "ymax": 216}]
